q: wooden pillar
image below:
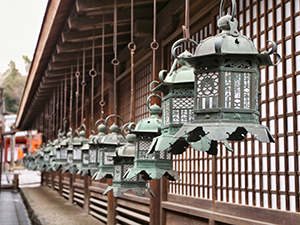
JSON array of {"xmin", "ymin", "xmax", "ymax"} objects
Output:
[
  {"xmin": 83, "ymin": 174, "xmax": 90, "ymax": 213},
  {"xmin": 41, "ymin": 171, "xmax": 45, "ymax": 186},
  {"xmin": 161, "ymin": 176, "xmax": 168, "ymax": 225},
  {"xmin": 150, "ymin": 179, "xmax": 161, "ymax": 225},
  {"xmin": 45, "ymin": 171, "xmax": 49, "ymax": 187},
  {"xmin": 58, "ymin": 169, "xmax": 62, "ymax": 195},
  {"xmin": 107, "ymin": 178, "xmax": 116, "ymax": 225},
  {"xmin": 69, "ymin": 173, "xmax": 74, "ymax": 204},
  {"xmin": 51, "ymin": 171, "xmax": 55, "ymax": 190}
]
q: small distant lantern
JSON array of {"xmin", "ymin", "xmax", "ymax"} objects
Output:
[
  {"xmin": 81, "ymin": 119, "xmax": 107, "ymax": 177},
  {"xmin": 46, "ymin": 141, "xmax": 56, "ymax": 172},
  {"xmin": 27, "ymin": 152, "xmax": 35, "ymax": 170},
  {"xmin": 92, "ymin": 115, "xmax": 127, "ymax": 180},
  {"xmin": 124, "ymin": 94, "xmax": 179, "ymax": 181},
  {"xmin": 39, "ymin": 142, "xmax": 52, "ymax": 172},
  {"xmin": 33, "ymin": 147, "xmax": 44, "ymax": 171},
  {"xmin": 174, "ymin": 0, "xmax": 281, "ymax": 154},
  {"xmin": 68, "ymin": 124, "xmax": 89, "ymax": 175},
  {"xmin": 149, "ymin": 40, "xmax": 197, "ymax": 155},
  {"xmin": 50, "ymin": 130, "xmax": 68, "ymax": 172},
  {"xmin": 104, "ymin": 125, "xmax": 154, "ymax": 197}
]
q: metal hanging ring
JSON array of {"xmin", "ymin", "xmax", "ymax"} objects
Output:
[
  {"xmin": 219, "ymin": 0, "xmax": 236, "ymax": 21},
  {"xmin": 127, "ymin": 42, "xmax": 136, "ymax": 51},
  {"xmin": 111, "ymin": 58, "xmax": 120, "ymax": 66},
  {"xmin": 75, "ymin": 71, "xmax": 80, "ymax": 77},
  {"xmin": 105, "ymin": 114, "xmax": 124, "ymax": 129},
  {"xmin": 171, "ymin": 38, "xmax": 198, "ymax": 59},
  {"xmin": 95, "ymin": 119, "xmax": 106, "ymax": 130},
  {"xmin": 99, "ymin": 100, "xmax": 106, "ymax": 107},
  {"xmin": 78, "ymin": 123, "xmax": 87, "ymax": 133},
  {"xmin": 121, "ymin": 122, "xmax": 130, "ymax": 139},
  {"xmin": 89, "ymin": 68, "xmax": 97, "ymax": 77},
  {"xmin": 81, "ymin": 81, "xmax": 86, "ymax": 86},
  {"xmin": 128, "ymin": 122, "xmax": 136, "ymax": 133},
  {"xmin": 150, "ymin": 80, "xmax": 159, "ymax": 92},
  {"xmin": 150, "ymin": 41, "xmax": 159, "ymax": 50},
  {"xmin": 146, "ymin": 94, "xmax": 162, "ymax": 110}
]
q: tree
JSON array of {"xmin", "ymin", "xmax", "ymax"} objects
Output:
[{"xmin": 0, "ymin": 59, "xmax": 28, "ymax": 114}]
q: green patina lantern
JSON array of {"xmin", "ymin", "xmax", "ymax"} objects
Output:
[
  {"xmin": 104, "ymin": 124, "xmax": 154, "ymax": 197},
  {"xmin": 23, "ymin": 150, "xmax": 35, "ymax": 169},
  {"xmin": 65, "ymin": 124, "xmax": 89, "ymax": 175},
  {"xmin": 174, "ymin": 0, "xmax": 281, "ymax": 154},
  {"xmin": 49, "ymin": 130, "xmax": 68, "ymax": 172},
  {"xmin": 33, "ymin": 146, "xmax": 44, "ymax": 171},
  {"xmin": 39, "ymin": 142, "xmax": 52, "ymax": 172},
  {"xmin": 81, "ymin": 120, "xmax": 107, "ymax": 177},
  {"xmin": 92, "ymin": 115, "xmax": 127, "ymax": 180},
  {"xmin": 46, "ymin": 141, "xmax": 56, "ymax": 172},
  {"xmin": 149, "ymin": 40, "xmax": 198, "ymax": 155},
  {"xmin": 124, "ymin": 94, "xmax": 179, "ymax": 181}
]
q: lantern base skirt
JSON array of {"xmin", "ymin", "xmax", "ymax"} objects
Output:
[
  {"xmin": 103, "ymin": 185, "xmax": 154, "ymax": 197},
  {"xmin": 92, "ymin": 170, "xmax": 113, "ymax": 180},
  {"xmin": 174, "ymin": 122, "xmax": 274, "ymax": 143},
  {"xmin": 148, "ymin": 134, "xmax": 189, "ymax": 154},
  {"xmin": 124, "ymin": 167, "xmax": 180, "ymax": 181}
]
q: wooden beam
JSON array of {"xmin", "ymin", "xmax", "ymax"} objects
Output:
[
  {"xmin": 68, "ymin": 13, "xmax": 131, "ymax": 30},
  {"xmin": 52, "ymin": 47, "xmax": 113, "ymax": 62},
  {"xmin": 62, "ymin": 25, "xmax": 130, "ymax": 42},
  {"xmin": 75, "ymin": 0, "xmax": 170, "ymax": 13},
  {"xmin": 56, "ymin": 36, "xmax": 129, "ymax": 53}
]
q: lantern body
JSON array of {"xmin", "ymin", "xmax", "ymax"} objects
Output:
[
  {"xmin": 150, "ymin": 52, "xmax": 195, "ymax": 154},
  {"xmin": 104, "ymin": 135, "xmax": 154, "ymax": 197},
  {"xmin": 92, "ymin": 123, "xmax": 127, "ymax": 180},
  {"xmin": 51, "ymin": 137, "xmax": 68, "ymax": 172},
  {"xmin": 125, "ymin": 102, "xmax": 180, "ymax": 181},
  {"xmin": 80, "ymin": 128, "xmax": 105, "ymax": 177}
]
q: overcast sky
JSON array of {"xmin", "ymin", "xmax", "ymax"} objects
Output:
[{"xmin": 0, "ymin": 0, "xmax": 48, "ymax": 75}]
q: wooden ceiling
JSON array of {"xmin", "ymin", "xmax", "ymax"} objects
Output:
[{"xmin": 16, "ymin": 0, "xmax": 191, "ymax": 130}]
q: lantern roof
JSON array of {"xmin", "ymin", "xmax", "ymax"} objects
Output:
[
  {"xmin": 153, "ymin": 51, "xmax": 195, "ymax": 93},
  {"xmin": 131, "ymin": 104, "xmax": 162, "ymax": 134},
  {"xmin": 99, "ymin": 124, "xmax": 127, "ymax": 146},
  {"xmin": 114, "ymin": 134, "xmax": 136, "ymax": 157},
  {"xmin": 180, "ymin": 15, "xmax": 280, "ymax": 67}
]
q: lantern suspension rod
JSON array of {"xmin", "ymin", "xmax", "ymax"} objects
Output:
[
  {"xmin": 183, "ymin": 0, "xmax": 190, "ymax": 41},
  {"xmin": 81, "ymin": 41, "xmax": 86, "ymax": 125},
  {"xmin": 56, "ymin": 87, "xmax": 59, "ymax": 134},
  {"xmin": 60, "ymin": 79, "xmax": 63, "ymax": 131},
  {"xmin": 52, "ymin": 90, "xmax": 55, "ymax": 139},
  {"xmin": 112, "ymin": 0, "xmax": 120, "ymax": 118},
  {"xmin": 129, "ymin": 0, "xmax": 136, "ymax": 122},
  {"xmin": 75, "ymin": 52, "xmax": 80, "ymax": 129},
  {"xmin": 151, "ymin": 0, "xmax": 159, "ymax": 82},
  {"xmin": 69, "ymin": 66, "xmax": 73, "ymax": 129},
  {"xmin": 64, "ymin": 73, "xmax": 67, "ymax": 122},
  {"xmin": 100, "ymin": 11, "xmax": 106, "ymax": 119},
  {"xmin": 89, "ymin": 26, "xmax": 97, "ymax": 132}
]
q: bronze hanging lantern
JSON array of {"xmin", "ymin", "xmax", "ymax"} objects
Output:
[
  {"xmin": 104, "ymin": 124, "xmax": 154, "ymax": 197},
  {"xmin": 124, "ymin": 94, "xmax": 179, "ymax": 181},
  {"xmin": 92, "ymin": 115, "xmax": 128, "ymax": 180},
  {"xmin": 149, "ymin": 40, "xmax": 197, "ymax": 155},
  {"xmin": 81, "ymin": 120, "xmax": 107, "ymax": 176},
  {"xmin": 39, "ymin": 142, "xmax": 52, "ymax": 172},
  {"xmin": 174, "ymin": 0, "xmax": 281, "ymax": 154},
  {"xmin": 50, "ymin": 129, "xmax": 68, "ymax": 172},
  {"xmin": 66, "ymin": 124, "xmax": 89, "ymax": 175}
]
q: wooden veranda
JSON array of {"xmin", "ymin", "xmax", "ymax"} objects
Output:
[{"xmin": 16, "ymin": 0, "xmax": 300, "ymax": 224}]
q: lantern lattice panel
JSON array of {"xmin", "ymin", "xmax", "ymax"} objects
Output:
[{"xmin": 169, "ymin": 0, "xmax": 300, "ymax": 213}]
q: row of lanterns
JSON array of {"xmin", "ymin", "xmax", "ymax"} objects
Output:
[{"xmin": 23, "ymin": 0, "xmax": 280, "ymax": 198}]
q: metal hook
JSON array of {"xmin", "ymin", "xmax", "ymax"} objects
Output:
[
  {"xmin": 150, "ymin": 80, "xmax": 160, "ymax": 92},
  {"xmin": 171, "ymin": 38, "xmax": 198, "ymax": 59},
  {"xmin": 105, "ymin": 114, "xmax": 124, "ymax": 129},
  {"xmin": 146, "ymin": 94, "xmax": 162, "ymax": 110},
  {"xmin": 121, "ymin": 122, "xmax": 130, "ymax": 139},
  {"xmin": 265, "ymin": 40, "xmax": 282, "ymax": 66},
  {"xmin": 219, "ymin": 0, "xmax": 236, "ymax": 21}
]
